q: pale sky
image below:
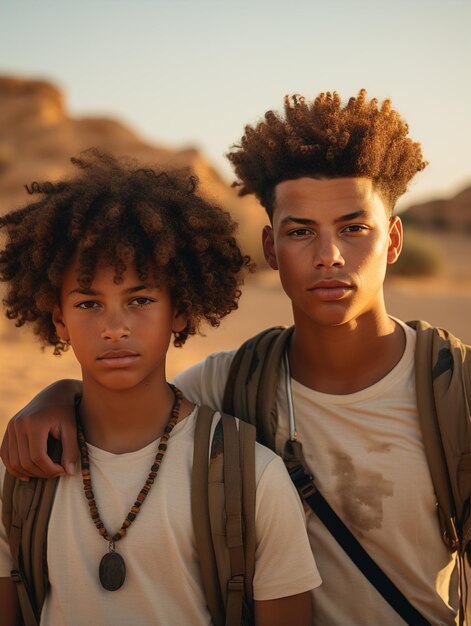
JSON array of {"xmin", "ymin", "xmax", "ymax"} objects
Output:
[{"xmin": 1, "ymin": 0, "xmax": 470, "ymax": 208}]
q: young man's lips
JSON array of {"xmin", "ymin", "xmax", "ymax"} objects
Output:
[
  {"xmin": 97, "ymin": 350, "xmax": 140, "ymax": 367},
  {"xmin": 308, "ymin": 281, "xmax": 353, "ymax": 301}
]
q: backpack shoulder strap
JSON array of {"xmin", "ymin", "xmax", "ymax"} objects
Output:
[
  {"xmin": 409, "ymin": 320, "xmax": 471, "ymax": 552},
  {"xmin": 192, "ymin": 405, "xmax": 256, "ymax": 626},
  {"xmin": 1, "ymin": 436, "xmax": 61, "ymax": 626},
  {"xmin": 192, "ymin": 405, "xmax": 225, "ymax": 626},
  {"xmin": 222, "ymin": 326, "xmax": 294, "ymax": 448}
]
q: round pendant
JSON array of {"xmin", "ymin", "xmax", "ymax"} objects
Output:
[{"xmin": 99, "ymin": 551, "xmax": 126, "ymax": 591}]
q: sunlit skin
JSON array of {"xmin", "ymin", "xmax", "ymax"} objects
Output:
[
  {"xmin": 262, "ymin": 177, "xmax": 405, "ymax": 394},
  {"xmin": 52, "ymin": 258, "xmax": 192, "ymax": 453}
]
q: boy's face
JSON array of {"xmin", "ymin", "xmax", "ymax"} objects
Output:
[
  {"xmin": 262, "ymin": 177, "xmax": 402, "ymax": 329},
  {"xmin": 52, "ymin": 258, "xmax": 186, "ymax": 392}
]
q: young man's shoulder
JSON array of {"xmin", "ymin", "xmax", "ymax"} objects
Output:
[
  {"xmin": 172, "ymin": 349, "xmax": 236, "ymax": 408},
  {"xmin": 406, "ymin": 319, "xmax": 470, "ymax": 349},
  {"xmin": 172, "ymin": 326, "xmax": 292, "ymax": 408}
]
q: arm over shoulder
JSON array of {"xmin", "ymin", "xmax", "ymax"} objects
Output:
[{"xmin": 0, "ymin": 379, "xmax": 81, "ymax": 479}]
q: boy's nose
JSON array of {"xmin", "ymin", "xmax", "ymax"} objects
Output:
[
  {"xmin": 313, "ymin": 238, "xmax": 345, "ymax": 269},
  {"xmin": 101, "ymin": 313, "xmax": 130, "ymax": 341}
]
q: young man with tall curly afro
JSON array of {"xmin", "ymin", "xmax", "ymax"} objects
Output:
[
  {"xmin": 3, "ymin": 91, "xmax": 470, "ymax": 625},
  {"xmin": 0, "ymin": 151, "xmax": 321, "ymax": 626}
]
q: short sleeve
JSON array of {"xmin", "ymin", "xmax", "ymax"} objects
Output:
[
  {"xmin": 171, "ymin": 350, "xmax": 236, "ymax": 410},
  {"xmin": 253, "ymin": 454, "xmax": 322, "ymax": 600}
]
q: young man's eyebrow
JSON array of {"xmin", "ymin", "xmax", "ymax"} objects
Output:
[
  {"xmin": 334, "ymin": 210, "xmax": 368, "ymax": 223},
  {"xmin": 280, "ymin": 216, "xmax": 316, "ymax": 226},
  {"xmin": 280, "ymin": 210, "xmax": 368, "ymax": 227},
  {"xmin": 66, "ymin": 284, "xmax": 154, "ymax": 297}
]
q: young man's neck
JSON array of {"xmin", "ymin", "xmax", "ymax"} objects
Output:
[
  {"xmin": 289, "ymin": 309, "xmax": 406, "ymax": 395},
  {"xmin": 78, "ymin": 378, "xmax": 193, "ymax": 454}
]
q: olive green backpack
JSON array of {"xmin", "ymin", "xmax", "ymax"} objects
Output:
[
  {"xmin": 2, "ymin": 406, "xmax": 256, "ymax": 626},
  {"xmin": 221, "ymin": 320, "xmax": 471, "ymax": 623}
]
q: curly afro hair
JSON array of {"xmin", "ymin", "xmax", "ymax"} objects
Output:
[
  {"xmin": 0, "ymin": 150, "xmax": 253, "ymax": 354},
  {"xmin": 227, "ymin": 89, "xmax": 428, "ymax": 217}
]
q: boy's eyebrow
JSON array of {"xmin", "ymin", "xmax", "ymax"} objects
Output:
[
  {"xmin": 66, "ymin": 284, "xmax": 155, "ymax": 297},
  {"xmin": 280, "ymin": 210, "xmax": 368, "ymax": 226}
]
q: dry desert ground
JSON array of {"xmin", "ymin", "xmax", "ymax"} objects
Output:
[{"xmin": 1, "ymin": 232, "xmax": 470, "ymax": 437}]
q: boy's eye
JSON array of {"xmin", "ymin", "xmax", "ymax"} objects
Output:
[
  {"xmin": 75, "ymin": 300, "xmax": 100, "ymax": 310},
  {"xmin": 131, "ymin": 297, "xmax": 154, "ymax": 307}
]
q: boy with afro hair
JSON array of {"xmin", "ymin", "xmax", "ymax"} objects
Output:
[
  {"xmin": 3, "ymin": 91, "xmax": 470, "ymax": 624},
  {"xmin": 0, "ymin": 151, "xmax": 320, "ymax": 626}
]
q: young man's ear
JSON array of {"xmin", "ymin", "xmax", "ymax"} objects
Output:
[
  {"xmin": 387, "ymin": 216, "xmax": 403, "ymax": 265},
  {"xmin": 52, "ymin": 305, "xmax": 70, "ymax": 341},
  {"xmin": 262, "ymin": 225, "xmax": 279, "ymax": 270}
]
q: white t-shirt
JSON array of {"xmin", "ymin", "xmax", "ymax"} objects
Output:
[
  {"xmin": 0, "ymin": 408, "xmax": 321, "ymax": 626},
  {"xmin": 172, "ymin": 320, "xmax": 459, "ymax": 626}
]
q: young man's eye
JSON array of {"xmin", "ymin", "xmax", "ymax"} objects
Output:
[
  {"xmin": 288, "ymin": 228, "xmax": 314, "ymax": 237},
  {"xmin": 342, "ymin": 224, "xmax": 368, "ymax": 234}
]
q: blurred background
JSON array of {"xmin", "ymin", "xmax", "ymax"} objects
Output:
[{"xmin": 1, "ymin": 0, "xmax": 470, "ymax": 431}]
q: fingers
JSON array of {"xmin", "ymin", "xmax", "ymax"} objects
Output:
[
  {"xmin": 0, "ymin": 428, "xmax": 27, "ymax": 480},
  {"xmin": 1, "ymin": 414, "xmax": 65, "ymax": 479},
  {"xmin": 23, "ymin": 430, "xmax": 66, "ymax": 478},
  {"xmin": 59, "ymin": 422, "xmax": 79, "ymax": 475},
  {"xmin": 0, "ymin": 380, "xmax": 82, "ymax": 479}
]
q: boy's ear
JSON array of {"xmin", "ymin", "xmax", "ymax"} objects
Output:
[
  {"xmin": 172, "ymin": 310, "xmax": 188, "ymax": 334},
  {"xmin": 387, "ymin": 216, "xmax": 403, "ymax": 265},
  {"xmin": 262, "ymin": 225, "xmax": 279, "ymax": 270},
  {"xmin": 52, "ymin": 305, "xmax": 70, "ymax": 341}
]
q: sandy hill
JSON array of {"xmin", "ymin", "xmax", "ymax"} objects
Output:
[
  {"xmin": 0, "ymin": 75, "xmax": 267, "ymax": 265},
  {"xmin": 402, "ymin": 184, "xmax": 471, "ymax": 231}
]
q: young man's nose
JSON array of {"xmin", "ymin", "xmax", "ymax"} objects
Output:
[{"xmin": 313, "ymin": 238, "xmax": 345, "ymax": 269}]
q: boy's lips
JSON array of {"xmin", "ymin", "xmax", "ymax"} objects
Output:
[
  {"xmin": 308, "ymin": 280, "xmax": 353, "ymax": 301},
  {"xmin": 97, "ymin": 350, "xmax": 140, "ymax": 367}
]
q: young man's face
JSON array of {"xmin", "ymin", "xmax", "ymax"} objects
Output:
[
  {"xmin": 52, "ymin": 258, "xmax": 186, "ymax": 392},
  {"xmin": 262, "ymin": 177, "xmax": 402, "ymax": 329}
]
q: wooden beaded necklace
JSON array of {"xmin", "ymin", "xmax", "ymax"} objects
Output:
[{"xmin": 77, "ymin": 384, "xmax": 183, "ymax": 591}]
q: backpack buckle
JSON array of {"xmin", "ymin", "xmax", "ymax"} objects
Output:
[
  {"xmin": 289, "ymin": 465, "xmax": 317, "ymax": 500},
  {"xmin": 227, "ymin": 574, "xmax": 244, "ymax": 594}
]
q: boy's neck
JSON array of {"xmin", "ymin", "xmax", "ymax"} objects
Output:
[
  {"xmin": 78, "ymin": 379, "xmax": 193, "ymax": 454},
  {"xmin": 289, "ymin": 310, "xmax": 406, "ymax": 395}
]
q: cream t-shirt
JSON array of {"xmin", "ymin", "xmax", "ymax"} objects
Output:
[
  {"xmin": 172, "ymin": 320, "xmax": 458, "ymax": 625},
  {"xmin": 0, "ymin": 408, "xmax": 321, "ymax": 625}
]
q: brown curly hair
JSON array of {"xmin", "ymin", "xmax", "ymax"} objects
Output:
[
  {"xmin": 0, "ymin": 150, "xmax": 252, "ymax": 354},
  {"xmin": 227, "ymin": 89, "xmax": 427, "ymax": 217}
]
